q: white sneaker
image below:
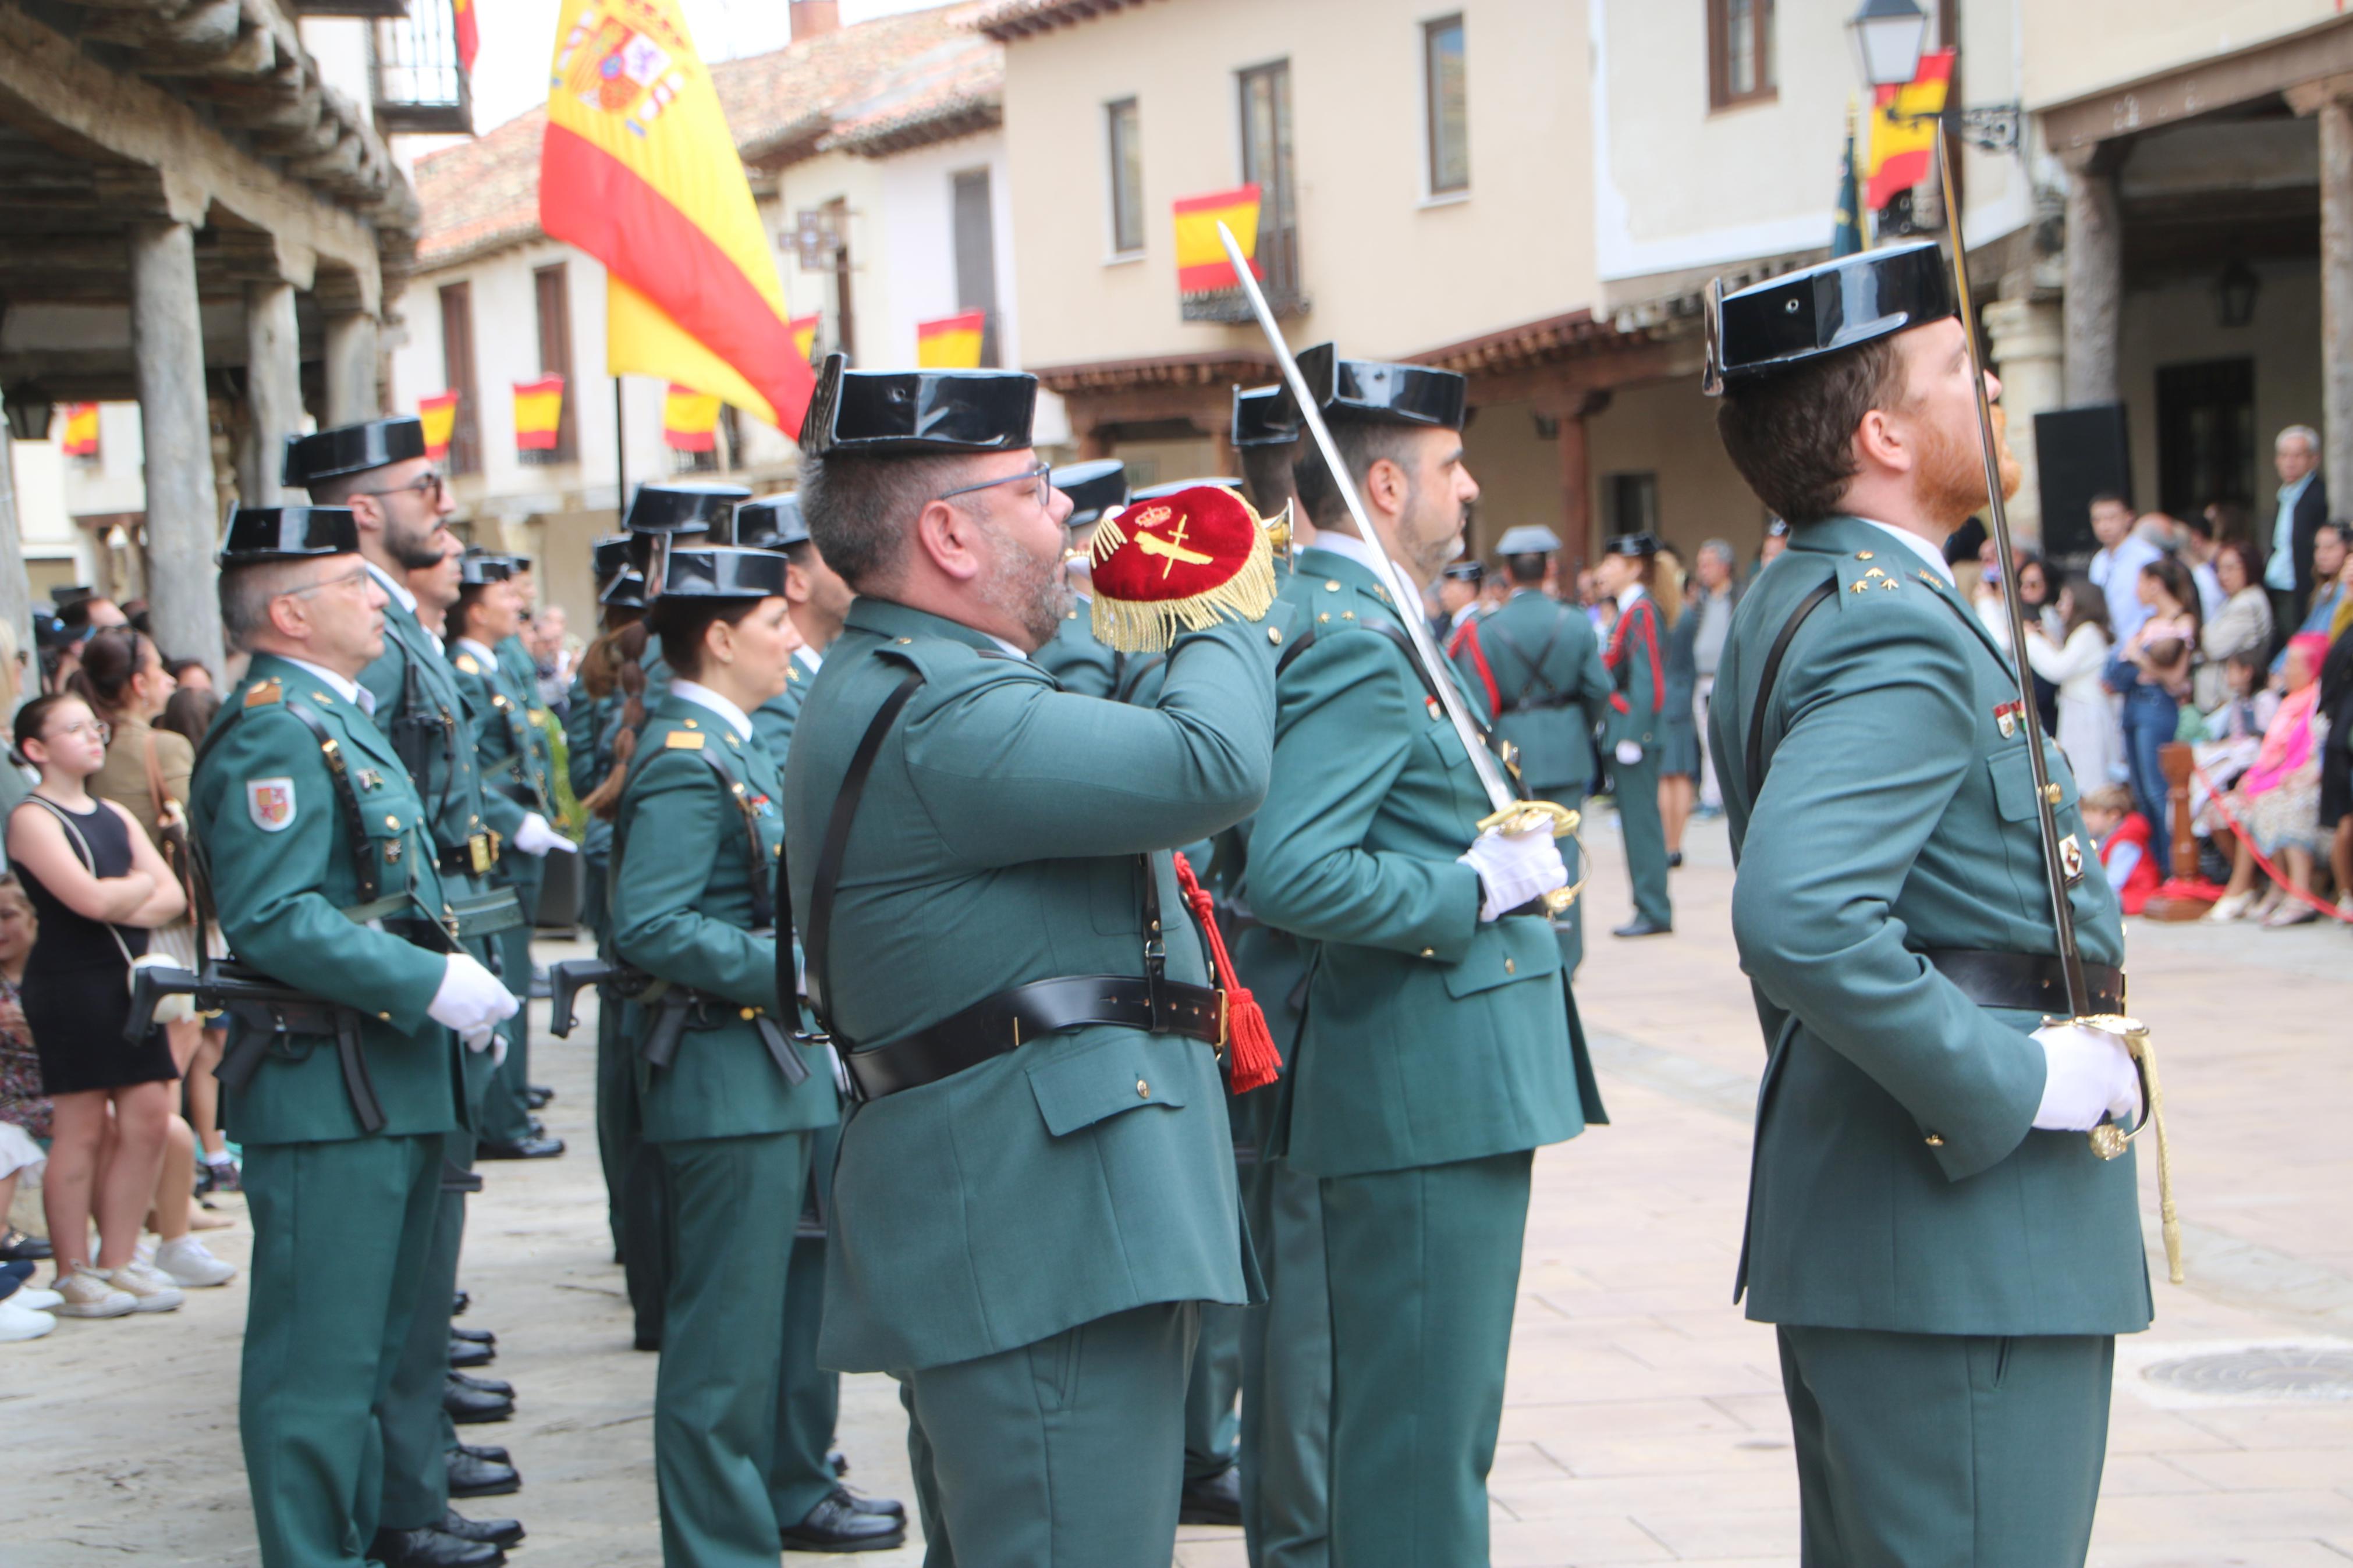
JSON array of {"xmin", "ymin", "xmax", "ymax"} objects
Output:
[
  {"xmin": 101, "ymin": 1261, "xmax": 184, "ymax": 1314},
  {"xmin": 51, "ymin": 1267, "xmax": 137, "ymax": 1318},
  {"xmin": 2205, "ymin": 890, "xmax": 2253, "ymax": 922},
  {"xmin": 13, "ymin": 1286, "xmax": 62, "ymax": 1311},
  {"xmin": 0, "ymin": 1298, "xmax": 55, "ymax": 1341},
  {"xmin": 153, "ymin": 1235, "xmax": 236, "ymax": 1288}
]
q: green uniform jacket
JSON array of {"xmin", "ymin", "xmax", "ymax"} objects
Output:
[
  {"xmin": 782, "ymin": 598, "xmax": 1275, "ymax": 1374},
  {"xmin": 1251, "ymin": 547, "xmax": 1595, "ymax": 1180},
  {"xmin": 751, "ymin": 652, "xmax": 815, "ymax": 759},
  {"xmin": 450, "ymin": 643, "xmax": 552, "ymax": 826},
  {"xmin": 563, "ymin": 680, "xmax": 617, "ymax": 863},
  {"xmin": 1033, "ymin": 596, "xmax": 1121, "ymax": 698},
  {"xmin": 1706, "ymin": 515, "xmax": 2149, "ymax": 1337},
  {"xmin": 1602, "ymin": 591, "xmax": 1665, "ymax": 754},
  {"xmin": 1452, "ymin": 589, "xmax": 1611, "ymax": 794},
  {"xmin": 612, "ymin": 696, "xmax": 835, "ymax": 1145},
  {"xmin": 496, "ymin": 633, "xmax": 556, "ymax": 802},
  {"xmin": 360, "ymin": 578, "xmax": 503, "ymax": 865},
  {"xmin": 194, "ymin": 655, "xmax": 459, "ymax": 1145}
]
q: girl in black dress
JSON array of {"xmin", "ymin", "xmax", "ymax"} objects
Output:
[{"xmin": 6, "ymin": 694, "xmax": 187, "ymax": 1317}]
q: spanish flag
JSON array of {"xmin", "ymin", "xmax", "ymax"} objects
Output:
[
  {"xmin": 790, "ymin": 312, "xmax": 820, "ymax": 364},
  {"xmin": 454, "ymin": 0, "xmax": 478, "ymax": 76},
  {"xmin": 1173, "ymin": 185, "xmax": 1261, "ymax": 296},
  {"xmin": 513, "ymin": 376, "xmax": 565, "ymax": 451},
  {"xmin": 417, "ymin": 390, "xmax": 460, "ymax": 460},
  {"xmin": 916, "ymin": 310, "xmax": 986, "ymax": 370},
  {"xmin": 662, "ymin": 383, "xmax": 721, "ymax": 451},
  {"xmin": 60, "ymin": 403, "xmax": 99, "ymax": 458},
  {"xmin": 1864, "ymin": 49, "xmax": 1953, "ymax": 212},
  {"xmin": 538, "ymin": 0, "xmax": 814, "ymax": 435}
]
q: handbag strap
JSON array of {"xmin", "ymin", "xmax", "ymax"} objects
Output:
[{"xmin": 19, "ymin": 793, "xmax": 140, "ymax": 973}]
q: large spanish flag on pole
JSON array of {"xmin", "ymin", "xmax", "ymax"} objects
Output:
[
  {"xmin": 1864, "ymin": 48, "xmax": 1953, "ymax": 212},
  {"xmin": 538, "ymin": 0, "xmax": 814, "ymax": 436},
  {"xmin": 915, "ymin": 311, "xmax": 986, "ymax": 370},
  {"xmin": 1173, "ymin": 184, "xmax": 1261, "ymax": 297}
]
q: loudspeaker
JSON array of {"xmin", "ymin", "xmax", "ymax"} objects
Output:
[{"xmin": 2033, "ymin": 403, "xmax": 2131, "ymax": 564}]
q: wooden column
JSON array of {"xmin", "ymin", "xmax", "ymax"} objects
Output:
[
  {"xmin": 2320, "ymin": 96, "xmax": 2353, "ymax": 502},
  {"xmin": 324, "ymin": 310, "xmax": 380, "ymax": 426},
  {"xmin": 2061, "ymin": 146, "xmax": 2125, "ymax": 408},
  {"xmin": 241, "ymin": 279, "xmax": 302, "ymax": 506},
  {"xmin": 129, "ymin": 217, "xmax": 223, "ymax": 669},
  {"xmin": 1549, "ymin": 391, "xmax": 1609, "ymax": 574}
]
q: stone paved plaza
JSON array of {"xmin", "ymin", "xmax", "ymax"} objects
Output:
[{"xmin": 9, "ymin": 812, "xmax": 2352, "ymax": 1566}]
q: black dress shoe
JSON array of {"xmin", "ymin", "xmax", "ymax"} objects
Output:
[
  {"xmin": 454, "ymin": 1441, "xmax": 510, "ymax": 1466},
  {"xmin": 452, "ymin": 1290, "xmax": 470, "ymax": 1317},
  {"xmin": 449, "ymin": 1369, "xmax": 515, "ymax": 1398},
  {"xmin": 840, "ymin": 1485, "xmax": 906, "ymax": 1522},
  {"xmin": 451, "ymin": 1325, "xmax": 496, "ymax": 1347},
  {"xmin": 1668, "ymin": 850, "xmax": 1685, "ymax": 869},
  {"xmin": 439, "ymin": 1508, "xmax": 525, "ymax": 1549},
  {"xmin": 446, "ymin": 1446, "xmax": 521, "ymax": 1498},
  {"xmin": 1612, "ymin": 916, "xmax": 1673, "ymax": 938},
  {"xmin": 779, "ymin": 1488, "xmax": 906, "ymax": 1553},
  {"xmin": 0, "ymin": 1226, "xmax": 52, "ymax": 1261},
  {"xmin": 449, "ymin": 1337, "xmax": 496, "ymax": 1368},
  {"xmin": 524, "ymin": 1085, "xmax": 554, "ymax": 1109},
  {"xmin": 367, "ymin": 1525, "xmax": 504, "ymax": 1568},
  {"xmin": 1179, "ymin": 1463, "xmax": 1244, "ymax": 1526},
  {"xmin": 477, "ymin": 1134, "xmax": 565, "ymax": 1160},
  {"xmin": 829, "ymin": 1449, "xmax": 848, "ymax": 1477},
  {"xmin": 443, "ymin": 1379, "xmax": 514, "ymax": 1424}
]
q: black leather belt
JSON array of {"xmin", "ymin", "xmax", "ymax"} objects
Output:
[
  {"xmin": 1919, "ymin": 948, "xmax": 2124, "ymax": 1015},
  {"xmin": 842, "ymin": 975, "xmax": 1226, "ymax": 1103},
  {"xmin": 436, "ymin": 833, "xmax": 498, "ymax": 877},
  {"xmin": 1496, "ymin": 694, "xmax": 1579, "ymax": 713}
]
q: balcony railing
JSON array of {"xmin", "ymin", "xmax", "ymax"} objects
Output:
[{"xmin": 371, "ymin": 0, "xmax": 471, "ymax": 136}]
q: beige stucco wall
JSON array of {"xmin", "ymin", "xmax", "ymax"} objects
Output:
[
  {"xmin": 1588, "ymin": 379, "xmax": 1769, "ymax": 566},
  {"xmin": 2022, "ymin": 0, "xmax": 2343, "ymax": 109},
  {"xmin": 1003, "ymin": 0, "xmax": 1596, "ymax": 368}
]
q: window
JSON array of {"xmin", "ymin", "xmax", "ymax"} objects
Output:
[
  {"xmin": 1708, "ymin": 0, "xmax": 1776, "ymax": 109},
  {"xmin": 1106, "ymin": 98, "xmax": 1144, "ymax": 255},
  {"xmin": 1238, "ymin": 61, "xmax": 1300, "ymax": 302},
  {"xmin": 2156, "ymin": 359, "xmax": 2256, "ymax": 522},
  {"xmin": 531, "ymin": 263, "xmax": 577, "ymax": 463},
  {"xmin": 437, "ymin": 281, "xmax": 480, "ymax": 476},
  {"xmin": 952, "ymin": 168, "xmax": 1001, "ymax": 368},
  {"xmin": 1424, "ymin": 16, "xmax": 1468, "ymax": 195}
]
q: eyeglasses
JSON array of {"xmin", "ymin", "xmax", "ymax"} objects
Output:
[
  {"xmin": 275, "ymin": 563, "xmax": 375, "ymax": 602},
  {"xmin": 48, "ymin": 718, "xmax": 111, "ymax": 744},
  {"xmin": 352, "ymin": 470, "xmax": 448, "ymax": 506},
  {"xmin": 937, "ymin": 462, "xmax": 1053, "ymax": 513}
]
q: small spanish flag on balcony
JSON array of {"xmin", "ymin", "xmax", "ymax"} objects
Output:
[
  {"xmin": 662, "ymin": 383, "xmax": 721, "ymax": 451},
  {"xmin": 790, "ymin": 312, "xmax": 820, "ymax": 363},
  {"xmin": 416, "ymin": 390, "xmax": 460, "ymax": 460},
  {"xmin": 453, "ymin": 0, "xmax": 478, "ymax": 76},
  {"xmin": 1864, "ymin": 49, "xmax": 1953, "ymax": 212},
  {"xmin": 513, "ymin": 375, "xmax": 565, "ymax": 452},
  {"xmin": 1173, "ymin": 184, "xmax": 1262, "ymax": 297},
  {"xmin": 915, "ymin": 310, "xmax": 986, "ymax": 370},
  {"xmin": 60, "ymin": 403, "xmax": 99, "ymax": 458}
]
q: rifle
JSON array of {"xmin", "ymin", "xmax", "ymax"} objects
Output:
[
  {"xmin": 545, "ymin": 957, "xmax": 805, "ymax": 1085},
  {"xmin": 131, "ymin": 961, "xmax": 384, "ymax": 1135}
]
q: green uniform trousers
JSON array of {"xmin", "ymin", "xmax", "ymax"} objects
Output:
[
  {"xmin": 902, "ymin": 1300, "xmax": 1198, "ymax": 1568},
  {"xmin": 1613, "ymin": 755, "xmax": 1670, "ymax": 927},
  {"xmin": 1538, "ymin": 783, "xmax": 1588, "ymax": 976},
  {"xmin": 1321, "ymin": 1150, "xmax": 1532, "ymax": 1568},
  {"xmin": 241, "ymin": 1133, "xmax": 442, "ymax": 1568},
  {"xmin": 655, "ymin": 1129, "xmax": 810, "ymax": 1568},
  {"xmin": 1185, "ymin": 1305, "xmax": 1244, "ymax": 1483},
  {"xmin": 1777, "ymin": 1326, "xmax": 2115, "ymax": 1568},
  {"xmin": 1239, "ymin": 1126, "xmax": 1331, "ymax": 1568},
  {"xmin": 479, "ymin": 857, "xmax": 544, "ymax": 1145},
  {"xmin": 379, "ymin": 1073, "xmax": 488, "ymax": 1530},
  {"xmin": 768, "ymin": 1119, "xmax": 842, "ymax": 1529}
]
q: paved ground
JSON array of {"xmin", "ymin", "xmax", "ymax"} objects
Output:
[{"xmin": 8, "ymin": 808, "xmax": 2352, "ymax": 1566}]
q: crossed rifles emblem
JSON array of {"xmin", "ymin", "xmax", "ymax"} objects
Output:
[{"xmin": 1127, "ymin": 504, "xmax": 1215, "ymax": 579}]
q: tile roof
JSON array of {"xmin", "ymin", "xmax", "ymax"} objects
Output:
[
  {"xmin": 974, "ymin": 0, "xmax": 1172, "ymax": 42},
  {"xmin": 412, "ymin": 3, "xmax": 998, "ymax": 271}
]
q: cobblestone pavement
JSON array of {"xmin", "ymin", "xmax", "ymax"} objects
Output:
[{"xmin": 8, "ymin": 809, "xmax": 2351, "ymax": 1566}]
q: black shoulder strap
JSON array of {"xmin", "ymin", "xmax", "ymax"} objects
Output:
[
  {"xmin": 1275, "ymin": 618, "xmax": 1489, "ymax": 739},
  {"xmin": 1275, "ymin": 626, "xmax": 1318, "ymax": 678},
  {"xmin": 1485, "ymin": 611, "xmax": 1564, "ymax": 711},
  {"xmin": 693, "ymin": 746, "xmax": 773, "ymax": 931},
  {"xmin": 793, "ymin": 669, "xmax": 925, "ymax": 1045},
  {"xmin": 1742, "ymin": 579, "xmax": 1838, "ymax": 800},
  {"xmin": 281, "ymin": 701, "xmax": 381, "ymax": 906}
]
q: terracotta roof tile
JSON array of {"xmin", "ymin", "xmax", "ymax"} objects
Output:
[
  {"xmin": 820, "ymin": 31, "xmax": 1003, "ymax": 156},
  {"xmin": 974, "ymin": 0, "xmax": 1172, "ymax": 42}
]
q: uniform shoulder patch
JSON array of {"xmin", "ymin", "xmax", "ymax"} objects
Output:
[
  {"xmin": 664, "ymin": 730, "xmax": 707, "ymax": 750},
  {"xmin": 244, "ymin": 678, "xmax": 283, "ymax": 708},
  {"xmin": 247, "ymin": 777, "xmax": 295, "ymax": 831}
]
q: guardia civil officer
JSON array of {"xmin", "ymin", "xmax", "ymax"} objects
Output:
[
  {"xmin": 1434, "ymin": 559, "xmax": 1484, "ymax": 651},
  {"xmin": 491, "ymin": 552, "xmax": 561, "ymax": 1112},
  {"xmin": 197, "ymin": 507, "xmax": 520, "ymax": 1568},
  {"xmin": 1032, "ymin": 457, "xmax": 1131, "ymax": 698},
  {"xmin": 1248, "ymin": 346, "xmax": 1604, "ymax": 1567},
  {"xmin": 627, "ymin": 481, "xmax": 752, "ymax": 703},
  {"xmin": 572, "ymin": 538, "xmax": 640, "ymax": 1274},
  {"xmin": 1704, "ymin": 242, "xmax": 2145, "ymax": 1563},
  {"xmin": 1595, "ymin": 531, "xmax": 1673, "ymax": 936},
  {"xmin": 608, "ymin": 545, "xmax": 889, "ymax": 1563},
  {"xmin": 1450, "ymin": 525, "xmax": 1613, "ymax": 977},
  {"xmin": 784, "ymin": 357, "xmax": 1275, "ymax": 1565},
  {"xmin": 569, "ymin": 535, "xmax": 636, "ymax": 944}
]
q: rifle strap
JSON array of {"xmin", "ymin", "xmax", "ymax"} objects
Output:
[
  {"xmin": 1742, "ymin": 578, "xmax": 1839, "ymax": 799},
  {"xmin": 795, "ymin": 669, "xmax": 925, "ymax": 1045}
]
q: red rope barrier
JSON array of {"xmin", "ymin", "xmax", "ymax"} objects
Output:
[{"xmin": 2189, "ymin": 760, "xmax": 2353, "ymax": 925}]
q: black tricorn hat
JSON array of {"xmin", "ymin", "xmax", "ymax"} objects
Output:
[
  {"xmin": 1705, "ymin": 241, "xmax": 1955, "ymax": 393},
  {"xmin": 1441, "ymin": 559, "xmax": 1485, "ymax": 584},
  {"xmin": 48, "ymin": 584, "xmax": 93, "ymax": 606},
  {"xmin": 650, "ymin": 546, "xmax": 789, "ymax": 603},
  {"xmin": 599, "ymin": 569, "xmax": 649, "ymax": 611},
  {"xmin": 1284, "ymin": 345, "xmax": 1467, "ymax": 431},
  {"xmin": 592, "ymin": 534, "xmax": 634, "ymax": 582},
  {"xmin": 217, "ymin": 505, "xmax": 361, "ymax": 564},
  {"xmin": 1051, "ymin": 459, "xmax": 1128, "ymax": 529},
  {"xmin": 800, "ymin": 353, "xmax": 1038, "ymax": 457},
  {"xmin": 1603, "ymin": 531, "xmax": 1662, "ymax": 560},
  {"xmin": 732, "ymin": 493, "xmax": 809, "ymax": 551},
  {"xmin": 626, "ymin": 479, "xmax": 751, "ymax": 536},
  {"xmin": 282, "ymin": 417, "xmax": 427, "ymax": 488},
  {"xmin": 1131, "ymin": 475, "xmax": 1243, "ymax": 503},
  {"xmin": 1231, "ymin": 384, "xmax": 1298, "ymax": 449},
  {"xmin": 457, "ymin": 549, "xmax": 513, "ymax": 587}
]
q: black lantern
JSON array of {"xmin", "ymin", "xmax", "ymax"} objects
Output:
[
  {"xmin": 1848, "ymin": 0, "xmax": 1930, "ymax": 91},
  {"xmin": 2216, "ymin": 259, "xmax": 2260, "ymax": 329},
  {"xmin": 3, "ymin": 397, "xmax": 56, "ymax": 443}
]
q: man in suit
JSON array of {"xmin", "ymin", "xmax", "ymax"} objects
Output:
[
  {"xmin": 1705, "ymin": 241, "xmax": 2148, "ymax": 1565},
  {"xmin": 198, "ymin": 506, "xmax": 520, "ymax": 1568},
  {"xmin": 1250, "ymin": 345, "xmax": 1605, "ymax": 1567},
  {"xmin": 2267, "ymin": 424, "xmax": 2328, "ymax": 634},
  {"xmin": 783, "ymin": 357, "xmax": 1276, "ymax": 1565}
]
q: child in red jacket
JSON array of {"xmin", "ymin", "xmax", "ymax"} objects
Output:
[{"xmin": 2084, "ymin": 784, "xmax": 2159, "ymax": 915}]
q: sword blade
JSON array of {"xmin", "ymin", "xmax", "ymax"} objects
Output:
[{"xmin": 1213, "ymin": 221, "xmax": 1515, "ymax": 813}]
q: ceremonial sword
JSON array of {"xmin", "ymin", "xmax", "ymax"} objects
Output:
[{"xmin": 1213, "ymin": 222, "xmax": 1581, "ymax": 899}]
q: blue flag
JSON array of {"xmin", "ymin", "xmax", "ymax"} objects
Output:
[{"xmin": 1832, "ymin": 128, "xmax": 1864, "ymax": 257}]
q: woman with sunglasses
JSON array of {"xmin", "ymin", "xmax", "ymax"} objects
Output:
[{"xmin": 6, "ymin": 692, "xmax": 189, "ymax": 1317}]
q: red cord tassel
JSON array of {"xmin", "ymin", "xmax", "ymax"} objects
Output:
[{"xmin": 1172, "ymin": 851, "xmax": 1282, "ymax": 1094}]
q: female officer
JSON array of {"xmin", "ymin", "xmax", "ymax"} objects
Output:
[
  {"xmin": 1655, "ymin": 545, "xmax": 1702, "ymax": 869},
  {"xmin": 611, "ymin": 546, "xmax": 897, "ymax": 1563}
]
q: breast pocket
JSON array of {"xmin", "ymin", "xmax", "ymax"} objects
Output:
[
  {"xmin": 1986, "ymin": 741, "xmax": 2079, "ymax": 916},
  {"xmin": 1027, "ymin": 1034, "xmax": 1190, "ymax": 1137}
]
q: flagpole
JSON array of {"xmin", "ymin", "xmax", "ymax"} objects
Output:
[{"xmin": 613, "ymin": 376, "xmax": 627, "ymax": 520}]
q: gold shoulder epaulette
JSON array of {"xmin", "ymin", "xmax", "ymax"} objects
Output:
[
  {"xmin": 455, "ymin": 653, "xmax": 480, "ymax": 674},
  {"xmin": 244, "ymin": 679, "xmax": 283, "ymax": 707},
  {"xmin": 664, "ymin": 730, "xmax": 707, "ymax": 750}
]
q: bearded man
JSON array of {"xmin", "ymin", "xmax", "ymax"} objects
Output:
[{"xmin": 1703, "ymin": 243, "xmax": 2146, "ymax": 1566}]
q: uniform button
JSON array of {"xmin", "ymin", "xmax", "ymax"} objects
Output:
[
  {"xmin": 1268, "ymin": 627, "xmax": 1283, "ymax": 645},
  {"xmin": 1923, "ymin": 1132, "xmax": 1946, "ymax": 1147},
  {"xmin": 740, "ymin": 1007, "xmax": 757, "ymax": 1021},
  {"xmin": 1318, "ymin": 612, "xmax": 1330, "ymax": 623},
  {"xmin": 384, "ymin": 815, "xmax": 399, "ymax": 828},
  {"xmin": 1419, "ymin": 947, "xmax": 1435, "ymax": 958},
  {"xmin": 379, "ymin": 1011, "xmax": 392, "ymax": 1021},
  {"xmin": 1504, "ymin": 958, "xmax": 1516, "ymax": 974},
  {"xmin": 1324, "ymin": 580, "xmax": 1340, "ymax": 592},
  {"xmin": 1136, "ymin": 1079, "xmax": 1150, "ymax": 1098},
  {"xmin": 1856, "ymin": 550, "xmax": 1875, "ymax": 560},
  {"xmin": 897, "ymin": 638, "xmax": 913, "ymax": 645}
]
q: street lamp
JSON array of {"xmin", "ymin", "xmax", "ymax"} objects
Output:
[{"xmin": 1845, "ymin": 0, "xmax": 2021, "ymax": 154}]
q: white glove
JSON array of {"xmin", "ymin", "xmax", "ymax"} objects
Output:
[
  {"xmin": 429, "ymin": 953, "xmax": 521, "ymax": 1039},
  {"xmin": 460, "ymin": 1023, "xmax": 509, "ymax": 1068},
  {"xmin": 2029, "ymin": 1023, "xmax": 2142, "ymax": 1132},
  {"xmin": 1458, "ymin": 826, "xmax": 1568, "ymax": 922},
  {"xmin": 512, "ymin": 813, "xmax": 576, "ymax": 858},
  {"xmin": 1614, "ymin": 739, "xmax": 1643, "ymax": 766}
]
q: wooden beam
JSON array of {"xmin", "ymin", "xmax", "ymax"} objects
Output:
[{"xmin": 2042, "ymin": 16, "xmax": 2353, "ymax": 154}]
